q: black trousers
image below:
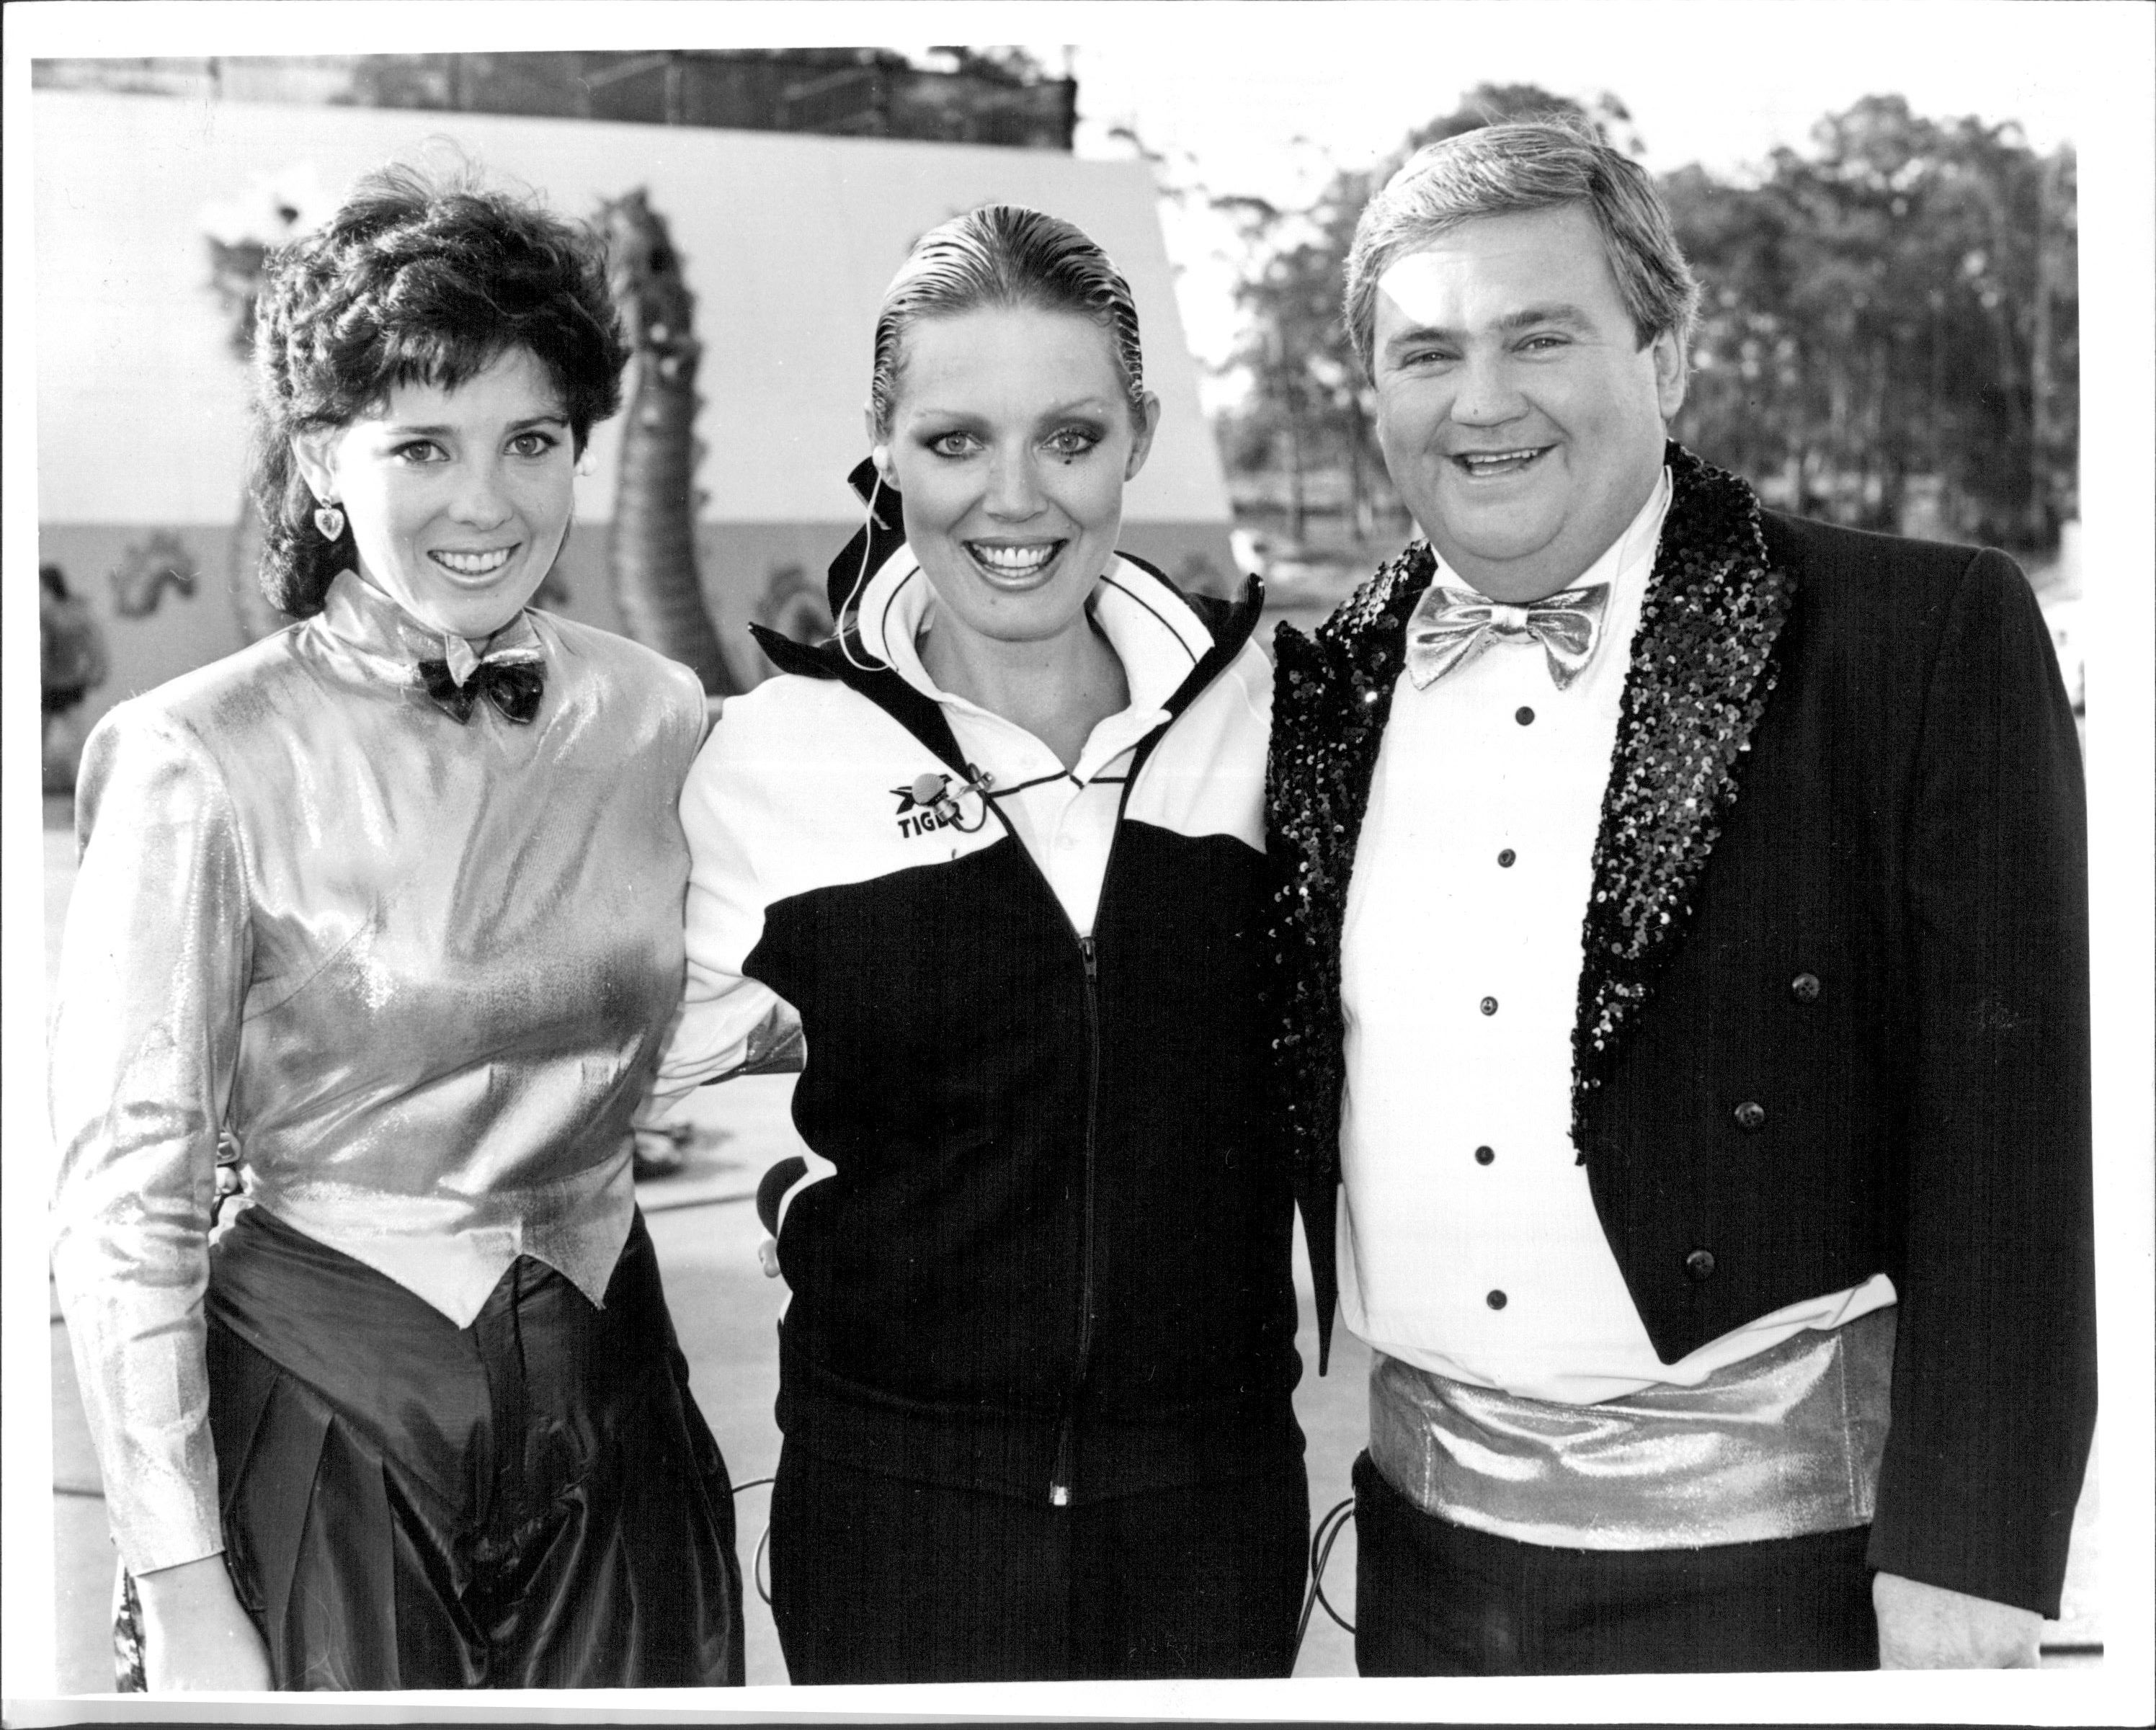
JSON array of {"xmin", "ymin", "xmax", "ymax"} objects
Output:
[
  {"xmin": 202, "ymin": 1206, "xmax": 744, "ymax": 1690},
  {"xmin": 770, "ymin": 1443, "xmax": 1309, "ymax": 1683},
  {"xmin": 1353, "ymin": 1451, "xmax": 1879, "ymax": 1674}
]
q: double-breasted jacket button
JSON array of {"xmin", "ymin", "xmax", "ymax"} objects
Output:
[
  {"xmin": 1790, "ymin": 972, "xmax": 1822, "ymax": 1004},
  {"xmin": 1684, "ymin": 1249, "xmax": 1716, "ymax": 1283},
  {"xmin": 1733, "ymin": 1100, "xmax": 1768, "ymax": 1132}
]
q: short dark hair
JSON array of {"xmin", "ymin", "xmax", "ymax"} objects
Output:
[
  {"xmin": 867, "ymin": 204, "xmax": 1148, "ymax": 440},
  {"xmin": 249, "ymin": 166, "xmax": 629, "ymax": 617},
  {"xmin": 1345, "ymin": 115, "xmax": 1700, "ymax": 377}
]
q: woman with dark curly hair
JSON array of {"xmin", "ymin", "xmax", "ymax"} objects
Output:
[{"xmin": 49, "ymin": 166, "xmax": 744, "ymax": 1692}]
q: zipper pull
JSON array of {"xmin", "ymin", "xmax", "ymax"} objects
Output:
[{"xmin": 1079, "ymin": 933, "xmax": 1097, "ymax": 982}]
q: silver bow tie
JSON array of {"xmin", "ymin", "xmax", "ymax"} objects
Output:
[{"xmin": 1404, "ymin": 580, "xmax": 1611, "ymax": 690}]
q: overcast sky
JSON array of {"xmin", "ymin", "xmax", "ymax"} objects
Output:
[
  {"xmin": 1042, "ymin": 1, "xmax": 2129, "ymax": 388},
  {"xmin": 1066, "ymin": 1, "xmax": 2095, "ymax": 190}
]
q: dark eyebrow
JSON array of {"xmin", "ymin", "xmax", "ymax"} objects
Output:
[
  {"xmin": 908, "ymin": 397, "xmax": 1118, "ymax": 424},
  {"xmin": 1381, "ymin": 324, "xmax": 1460, "ymax": 358},
  {"xmin": 1497, "ymin": 304, "xmax": 1594, "ymax": 334},
  {"xmin": 380, "ymin": 412, "xmax": 570, "ymax": 437},
  {"xmin": 1383, "ymin": 303, "xmax": 1598, "ymax": 360}
]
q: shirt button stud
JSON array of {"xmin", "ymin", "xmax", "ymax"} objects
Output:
[
  {"xmin": 1497, "ymin": 848, "xmax": 1516, "ymax": 868},
  {"xmin": 1515, "ymin": 705, "xmax": 1536, "ymax": 726},
  {"xmin": 1790, "ymin": 972, "xmax": 1822, "ymax": 1004},
  {"xmin": 1486, "ymin": 1289, "xmax": 1507, "ymax": 1310},
  {"xmin": 1479, "ymin": 996, "xmax": 1499, "ymax": 1016},
  {"xmin": 1733, "ymin": 1100, "xmax": 1767, "ymax": 1132},
  {"xmin": 1685, "ymin": 1249, "xmax": 1716, "ymax": 1283},
  {"xmin": 1474, "ymin": 1144, "xmax": 1495, "ymax": 1165}
]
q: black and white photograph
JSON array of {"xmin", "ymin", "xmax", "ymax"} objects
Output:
[{"xmin": 4, "ymin": 2, "xmax": 2150, "ymax": 1721}]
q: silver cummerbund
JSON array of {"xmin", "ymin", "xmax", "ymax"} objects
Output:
[{"xmin": 1368, "ymin": 1306, "xmax": 1896, "ymax": 1549}]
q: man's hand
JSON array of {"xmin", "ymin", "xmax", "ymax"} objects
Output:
[
  {"xmin": 135, "ymin": 1555, "xmax": 273, "ymax": 1691},
  {"xmin": 1874, "ymin": 1571, "xmax": 2041, "ymax": 1668}
]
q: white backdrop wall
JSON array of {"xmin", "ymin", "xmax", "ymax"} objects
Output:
[{"xmin": 31, "ymin": 88, "xmax": 1234, "ymax": 721}]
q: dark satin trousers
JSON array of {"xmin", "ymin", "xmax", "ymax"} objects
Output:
[
  {"xmin": 203, "ymin": 1205, "xmax": 744, "ymax": 1689},
  {"xmin": 1352, "ymin": 1451, "xmax": 1878, "ymax": 1674}
]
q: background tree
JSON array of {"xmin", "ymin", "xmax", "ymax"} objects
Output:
[{"xmin": 1671, "ymin": 97, "xmax": 2075, "ymax": 544}]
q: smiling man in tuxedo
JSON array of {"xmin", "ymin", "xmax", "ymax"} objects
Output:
[{"xmin": 1268, "ymin": 117, "xmax": 2093, "ymax": 1673}]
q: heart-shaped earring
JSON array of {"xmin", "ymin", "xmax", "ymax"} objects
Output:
[{"xmin": 313, "ymin": 502, "xmax": 347, "ymax": 541}]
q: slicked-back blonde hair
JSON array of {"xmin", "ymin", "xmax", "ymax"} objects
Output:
[{"xmin": 868, "ymin": 204, "xmax": 1147, "ymax": 440}]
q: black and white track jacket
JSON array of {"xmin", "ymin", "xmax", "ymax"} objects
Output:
[{"xmin": 662, "ymin": 548, "xmax": 1303, "ymax": 1507}]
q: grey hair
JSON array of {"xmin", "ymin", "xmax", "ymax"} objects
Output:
[
  {"xmin": 1344, "ymin": 115, "xmax": 1700, "ymax": 376},
  {"xmin": 867, "ymin": 204, "xmax": 1147, "ymax": 440}
]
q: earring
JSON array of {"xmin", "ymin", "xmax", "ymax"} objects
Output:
[{"xmin": 313, "ymin": 502, "xmax": 346, "ymax": 541}]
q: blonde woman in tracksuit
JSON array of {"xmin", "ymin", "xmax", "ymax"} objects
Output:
[{"xmin": 658, "ymin": 205, "xmax": 1306, "ymax": 1683}]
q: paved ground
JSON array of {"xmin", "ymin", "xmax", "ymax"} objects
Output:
[{"xmin": 38, "ymin": 759, "xmax": 2101, "ymax": 1690}]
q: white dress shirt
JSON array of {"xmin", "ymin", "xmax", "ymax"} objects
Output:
[{"xmin": 1337, "ymin": 471, "xmax": 1893, "ymax": 1404}]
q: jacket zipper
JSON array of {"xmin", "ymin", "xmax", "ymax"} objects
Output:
[
  {"xmin": 762, "ymin": 581, "xmax": 1262, "ymax": 1512},
  {"xmin": 1050, "ymin": 929, "xmax": 1102, "ymax": 1507},
  {"xmin": 858, "ymin": 601, "xmax": 1255, "ymax": 1509}
]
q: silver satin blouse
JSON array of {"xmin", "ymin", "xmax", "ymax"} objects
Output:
[{"xmin": 48, "ymin": 571, "xmax": 705, "ymax": 1574}]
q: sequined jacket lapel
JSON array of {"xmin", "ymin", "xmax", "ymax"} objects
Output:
[
  {"xmin": 1266, "ymin": 443, "xmax": 1794, "ymax": 1365},
  {"xmin": 1567, "ymin": 447, "xmax": 1795, "ymax": 1144}
]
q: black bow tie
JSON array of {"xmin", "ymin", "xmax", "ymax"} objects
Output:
[{"xmin": 416, "ymin": 655, "xmax": 545, "ymax": 725}]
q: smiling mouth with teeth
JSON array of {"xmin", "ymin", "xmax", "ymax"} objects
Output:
[
  {"xmin": 1453, "ymin": 449, "xmax": 1549, "ymax": 476},
  {"xmin": 431, "ymin": 547, "xmax": 517, "ymax": 578},
  {"xmin": 966, "ymin": 540, "xmax": 1066, "ymax": 581}
]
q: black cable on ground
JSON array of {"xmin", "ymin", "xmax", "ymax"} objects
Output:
[
  {"xmin": 1310, "ymin": 1497, "xmax": 1357, "ymax": 1636},
  {"xmin": 729, "ymin": 1475, "xmax": 778, "ymax": 1605},
  {"xmin": 1291, "ymin": 1495, "xmax": 1356, "ymax": 1664}
]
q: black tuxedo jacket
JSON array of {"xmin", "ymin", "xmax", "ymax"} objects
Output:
[{"xmin": 1267, "ymin": 445, "xmax": 2094, "ymax": 1617}]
